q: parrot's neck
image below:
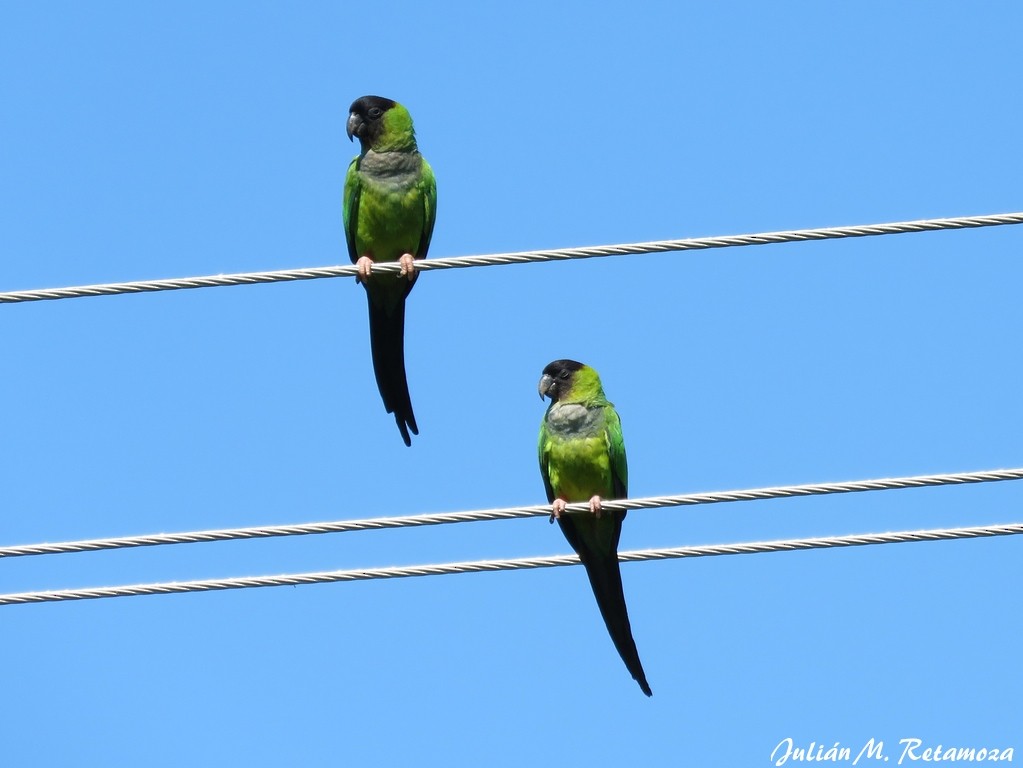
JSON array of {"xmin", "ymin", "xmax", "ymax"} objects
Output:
[{"xmin": 360, "ymin": 131, "xmax": 418, "ymax": 155}]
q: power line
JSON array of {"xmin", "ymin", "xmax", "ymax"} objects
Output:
[
  {"xmin": 4, "ymin": 466, "xmax": 1022, "ymax": 559},
  {"xmin": 2, "ymin": 211, "xmax": 1021, "ymax": 304},
  {"xmin": 1, "ymin": 522, "xmax": 1019, "ymax": 606}
]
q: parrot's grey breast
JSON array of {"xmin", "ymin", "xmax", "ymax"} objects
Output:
[
  {"xmin": 546, "ymin": 402, "xmax": 604, "ymax": 439},
  {"xmin": 359, "ymin": 150, "xmax": 423, "ymax": 191}
]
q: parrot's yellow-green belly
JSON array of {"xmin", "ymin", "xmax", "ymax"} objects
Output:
[
  {"xmin": 547, "ymin": 435, "xmax": 614, "ymax": 502},
  {"xmin": 355, "ymin": 182, "xmax": 427, "ymax": 262}
]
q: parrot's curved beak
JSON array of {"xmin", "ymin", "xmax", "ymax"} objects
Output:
[
  {"xmin": 538, "ymin": 374, "xmax": 556, "ymax": 401},
  {"xmin": 346, "ymin": 113, "xmax": 362, "ymax": 142}
]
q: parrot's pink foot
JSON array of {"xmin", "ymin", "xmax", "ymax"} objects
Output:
[
  {"xmin": 356, "ymin": 255, "xmax": 374, "ymax": 281},
  {"xmin": 398, "ymin": 253, "xmax": 416, "ymax": 281},
  {"xmin": 550, "ymin": 498, "xmax": 568, "ymax": 522},
  {"xmin": 588, "ymin": 496, "xmax": 603, "ymax": 518}
]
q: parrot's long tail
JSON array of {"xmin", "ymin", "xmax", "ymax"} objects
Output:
[
  {"xmin": 367, "ymin": 299, "xmax": 418, "ymax": 447},
  {"xmin": 578, "ymin": 547, "xmax": 653, "ymax": 697}
]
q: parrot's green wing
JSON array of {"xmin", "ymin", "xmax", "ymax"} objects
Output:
[
  {"xmin": 417, "ymin": 161, "xmax": 437, "ymax": 261},
  {"xmin": 343, "ymin": 158, "xmax": 361, "ymax": 264},
  {"xmin": 538, "ymin": 416, "xmax": 556, "ymax": 504},
  {"xmin": 606, "ymin": 404, "xmax": 628, "ymax": 501}
]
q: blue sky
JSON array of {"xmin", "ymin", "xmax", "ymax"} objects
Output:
[{"xmin": 2, "ymin": 2, "xmax": 1021, "ymax": 765}]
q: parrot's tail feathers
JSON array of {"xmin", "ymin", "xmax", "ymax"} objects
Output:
[
  {"xmin": 367, "ymin": 300, "xmax": 418, "ymax": 447},
  {"xmin": 637, "ymin": 672, "xmax": 653, "ymax": 697},
  {"xmin": 579, "ymin": 549, "xmax": 653, "ymax": 697}
]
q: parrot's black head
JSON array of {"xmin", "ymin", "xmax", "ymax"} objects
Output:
[
  {"xmin": 538, "ymin": 359, "xmax": 585, "ymax": 402},
  {"xmin": 346, "ymin": 95, "xmax": 398, "ymax": 146}
]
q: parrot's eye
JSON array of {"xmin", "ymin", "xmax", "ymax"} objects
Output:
[
  {"xmin": 559, "ymin": 371, "xmax": 570, "ymax": 380},
  {"xmin": 368, "ymin": 107, "xmax": 383, "ymax": 118}
]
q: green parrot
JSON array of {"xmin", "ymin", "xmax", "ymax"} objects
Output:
[
  {"xmin": 538, "ymin": 359, "xmax": 652, "ymax": 697},
  {"xmin": 344, "ymin": 95, "xmax": 437, "ymax": 446}
]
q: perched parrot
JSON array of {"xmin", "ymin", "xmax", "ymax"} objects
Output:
[
  {"xmin": 344, "ymin": 95, "xmax": 437, "ymax": 446},
  {"xmin": 538, "ymin": 359, "xmax": 652, "ymax": 697}
]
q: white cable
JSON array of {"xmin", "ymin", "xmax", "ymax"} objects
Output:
[
  {"xmin": 1, "ymin": 522, "xmax": 1019, "ymax": 606},
  {"xmin": 2, "ymin": 212, "xmax": 1020, "ymax": 304},
  {"xmin": 3, "ymin": 466, "xmax": 1022, "ymax": 559}
]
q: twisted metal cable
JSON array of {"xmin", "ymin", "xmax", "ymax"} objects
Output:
[
  {"xmin": 4, "ymin": 467, "xmax": 1022, "ymax": 559},
  {"xmin": 2, "ymin": 212, "xmax": 1021, "ymax": 304},
  {"xmin": 1, "ymin": 522, "xmax": 1019, "ymax": 606}
]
